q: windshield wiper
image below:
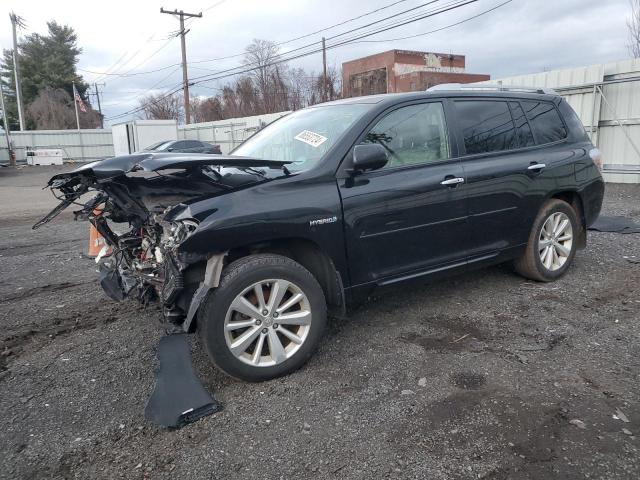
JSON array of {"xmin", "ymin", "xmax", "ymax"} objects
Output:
[{"xmin": 238, "ymin": 166, "xmax": 268, "ymax": 177}]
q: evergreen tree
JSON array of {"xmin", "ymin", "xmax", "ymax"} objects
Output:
[{"xmin": 1, "ymin": 21, "xmax": 98, "ymax": 130}]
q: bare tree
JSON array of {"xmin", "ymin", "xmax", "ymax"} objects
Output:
[
  {"xmin": 244, "ymin": 39, "xmax": 280, "ymax": 113},
  {"xmin": 287, "ymin": 67, "xmax": 313, "ymax": 110},
  {"xmin": 235, "ymin": 76, "xmax": 260, "ymax": 116},
  {"xmin": 138, "ymin": 93, "xmax": 182, "ymax": 120},
  {"xmin": 318, "ymin": 66, "xmax": 341, "ymax": 103},
  {"xmin": 629, "ymin": 0, "xmax": 640, "ymax": 57},
  {"xmin": 221, "ymin": 85, "xmax": 239, "ymax": 118},
  {"xmin": 184, "ymin": 39, "xmax": 343, "ymax": 122},
  {"xmin": 26, "ymin": 87, "xmax": 100, "ymax": 129},
  {"xmin": 198, "ymin": 97, "xmax": 224, "ymax": 121}
]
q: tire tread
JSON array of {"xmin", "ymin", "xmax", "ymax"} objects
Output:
[
  {"xmin": 198, "ymin": 253, "xmax": 326, "ymax": 382},
  {"xmin": 515, "ymin": 199, "xmax": 578, "ymax": 282}
]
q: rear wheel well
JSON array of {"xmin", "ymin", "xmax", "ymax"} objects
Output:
[
  {"xmin": 551, "ymin": 191, "xmax": 586, "ymax": 248},
  {"xmin": 226, "ymin": 238, "xmax": 346, "ymax": 317}
]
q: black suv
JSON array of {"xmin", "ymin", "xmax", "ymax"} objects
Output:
[{"xmin": 37, "ymin": 87, "xmax": 604, "ymax": 381}]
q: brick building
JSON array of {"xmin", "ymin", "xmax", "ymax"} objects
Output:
[{"xmin": 342, "ymin": 50, "xmax": 490, "ymax": 97}]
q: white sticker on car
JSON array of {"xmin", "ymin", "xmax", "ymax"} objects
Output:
[{"xmin": 294, "ymin": 130, "xmax": 328, "ymax": 148}]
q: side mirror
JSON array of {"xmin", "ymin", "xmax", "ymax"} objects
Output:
[
  {"xmin": 351, "ymin": 144, "xmax": 388, "ymax": 173},
  {"xmin": 166, "ymin": 147, "xmax": 174, "ymax": 152}
]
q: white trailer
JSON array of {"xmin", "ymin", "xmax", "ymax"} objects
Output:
[{"xmin": 111, "ymin": 119, "xmax": 178, "ymax": 156}]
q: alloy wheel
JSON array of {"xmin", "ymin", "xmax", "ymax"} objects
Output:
[
  {"xmin": 224, "ymin": 279, "xmax": 312, "ymax": 367},
  {"xmin": 538, "ymin": 212, "xmax": 573, "ymax": 271}
]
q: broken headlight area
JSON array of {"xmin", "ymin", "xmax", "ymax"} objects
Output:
[
  {"xmin": 35, "ymin": 179, "xmax": 211, "ymax": 328},
  {"xmin": 33, "ymin": 153, "xmax": 290, "ymax": 329},
  {"xmin": 93, "ymin": 214, "xmax": 207, "ymax": 326}
]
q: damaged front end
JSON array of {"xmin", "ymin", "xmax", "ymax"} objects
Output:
[{"xmin": 34, "ymin": 152, "xmax": 289, "ymax": 332}]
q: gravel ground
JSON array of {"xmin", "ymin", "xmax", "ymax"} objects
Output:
[{"xmin": 1, "ymin": 165, "xmax": 639, "ymax": 480}]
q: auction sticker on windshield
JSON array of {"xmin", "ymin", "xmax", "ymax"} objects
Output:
[{"xmin": 294, "ymin": 130, "xmax": 328, "ymax": 148}]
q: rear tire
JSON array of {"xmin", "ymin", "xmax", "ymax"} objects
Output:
[
  {"xmin": 198, "ymin": 254, "xmax": 327, "ymax": 382},
  {"xmin": 515, "ymin": 199, "xmax": 578, "ymax": 282}
]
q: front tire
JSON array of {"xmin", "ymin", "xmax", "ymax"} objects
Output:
[
  {"xmin": 198, "ymin": 254, "xmax": 327, "ymax": 382},
  {"xmin": 515, "ymin": 199, "xmax": 578, "ymax": 282}
]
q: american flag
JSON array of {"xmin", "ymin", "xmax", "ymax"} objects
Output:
[{"xmin": 73, "ymin": 84, "xmax": 87, "ymax": 113}]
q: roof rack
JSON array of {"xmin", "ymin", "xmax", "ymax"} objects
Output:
[{"xmin": 426, "ymin": 83, "xmax": 558, "ymax": 95}]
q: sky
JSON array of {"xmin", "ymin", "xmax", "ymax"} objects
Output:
[{"xmin": 0, "ymin": 0, "xmax": 634, "ymax": 125}]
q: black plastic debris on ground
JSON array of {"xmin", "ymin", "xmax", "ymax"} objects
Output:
[
  {"xmin": 588, "ymin": 215, "xmax": 640, "ymax": 234},
  {"xmin": 145, "ymin": 334, "xmax": 221, "ymax": 428}
]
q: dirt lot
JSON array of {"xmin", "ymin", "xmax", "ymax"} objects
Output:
[{"xmin": 1, "ymin": 165, "xmax": 639, "ymax": 480}]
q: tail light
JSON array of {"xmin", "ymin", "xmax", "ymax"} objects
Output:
[{"xmin": 589, "ymin": 148, "xmax": 603, "ymax": 170}]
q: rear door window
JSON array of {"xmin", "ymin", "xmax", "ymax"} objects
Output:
[
  {"xmin": 521, "ymin": 101, "xmax": 567, "ymax": 144},
  {"xmin": 454, "ymin": 101, "xmax": 517, "ymax": 155},
  {"xmin": 509, "ymin": 102, "xmax": 535, "ymax": 148}
]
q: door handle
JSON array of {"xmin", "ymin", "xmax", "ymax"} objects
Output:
[
  {"xmin": 440, "ymin": 177, "xmax": 465, "ymax": 186},
  {"xmin": 527, "ymin": 163, "xmax": 546, "ymax": 171}
]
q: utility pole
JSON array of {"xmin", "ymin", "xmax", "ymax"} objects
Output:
[
  {"xmin": 160, "ymin": 7, "xmax": 202, "ymax": 124},
  {"xmin": 0, "ymin": 80, "xmax": 15, "ymax": 166},
  {"xmin": 93, "ymin": 82, "xmax": 105, "ymax": 129},
  {"xmin": 9, "ymin": 12, "xmax": 26, "ymax": 131},
  {"xmin": 322, "ymin": 37, "xmax": 328, "ymax": 102}
]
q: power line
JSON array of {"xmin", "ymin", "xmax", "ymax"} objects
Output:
[
  {"xmin": 91, "ymin": 33, "xmax": 165, "ymax": 83},
  {"xmin": 353, "ymin": 0, "xmax": 514, "ymax": 42},
  {"xmin": 188, "ymin": 0, "xmax": 414, "ymax": 65},
  {"xmin": 84, "ymin": 1, "xmax": 227, "ymax": 82},
  {"xmin": 87, "ymin": 4, "xmax": 213, "ymax": 83},
  {"xmin": 102, "ymin": 66, "xmax": 183, "ymax": 107},
  {"xmin": 202, "ymin": 0, "xmax": 228, "ymax": 13},
  {"xmin": 106, "ymin": 0, "xmax": 483, "ymax": 121},
  {"xmin": 188, "ymin": 0, "xmax": 438, "ymax": 66},
  {"xmin": 186, "ymin": 0, "xmax": 451, "ymax": 85},
  {"xmin": 99, "ymin": 36, "xmax": 179, "ymax": 82},
  {"xmin": 91, "ymin": 0, "xmax": 424, "ymax": 80},
  {"xmin": 106, "ymin": 0, "xmax": 470, "ymax": 118},
  {"xmin": 104, "ymin": 0, "xmax": 429, "ymax": 118},
  {"xmin": 78, "ymin": 63, "xmax": 181, "ymax": 77},
  {"xmin": 105, "ymin": 0, "xmax": 473, "ymax": 120},
  {"xmin": 189, "ymin": 0, "xmax": 476, "ymax": 85}
]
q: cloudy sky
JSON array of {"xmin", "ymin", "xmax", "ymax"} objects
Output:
[{"xmin": 0, "ymin": 0, "xmax": 634, "ymax": 124}]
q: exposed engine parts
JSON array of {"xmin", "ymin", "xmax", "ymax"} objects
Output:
[{"xmin": 33, "ymin": 153, "xmax": 290, "ymax": 329}]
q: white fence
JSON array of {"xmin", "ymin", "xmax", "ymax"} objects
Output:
[
  {"xmin": 0, "ymin": 111, "xmax": 290, "ymax": 163},
  {"xmin": 3, "ymin": 61, "xmax": 640, "ymax": 184},
  {"xmin": 178, "ymin": 112, "xmax": 290, "ymax": 154},
  {"xmin": 476, "ymin": 58, "xmax": 640, "ymax": 183},
  {"xmin": 0, "ymin": 129, "xmax": 114, "ymax": 163}
]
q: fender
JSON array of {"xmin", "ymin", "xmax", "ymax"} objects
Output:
[{"xmin": 176, "ymin": 174, "xmax": 350, "ymax": 283}]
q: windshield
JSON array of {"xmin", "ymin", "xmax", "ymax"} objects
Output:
[
  {"xmin": 144, "ymin": 141, "xmax": 174, "ymax": 151},
  {"xmin": 232, "ymin": 104, "xmax": 370, "ymax": 172}
]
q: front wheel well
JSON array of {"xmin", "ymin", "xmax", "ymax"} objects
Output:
[
  {"xmin": 550, "ymin": 191, "xmax": 586, "ymax": 249},
  {"xmin": 226, "ymin": 238, "xmax": 346, "ymax": 317}
]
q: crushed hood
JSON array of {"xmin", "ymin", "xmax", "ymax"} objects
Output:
[
  {"xmin": 46, "ymin": 152, "xmax": 291, "ymax": 184},
  {"xmin": 34, "ymin": 152, "xmax": 291, "ymax": 229}
]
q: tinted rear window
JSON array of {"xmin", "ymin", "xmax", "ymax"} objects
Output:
[
  {"xmin": 455, "ymin": 100, "xmax": 517, "ymax": 155},
  {"xmin": 521, "ymin": 101, "xmax": 567, "ymax": 144},
  {"xmin": 509, "ymin": 102, "xmax": 535, "ymax": 148},
  {"xmin": 559, "ymin": 101, "xmax": 590, "ymax": 141}
]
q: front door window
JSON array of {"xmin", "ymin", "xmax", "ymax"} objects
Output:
[{"xmin": 360, "ymin": 102, "xmax": 450, "ymax": 169}]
